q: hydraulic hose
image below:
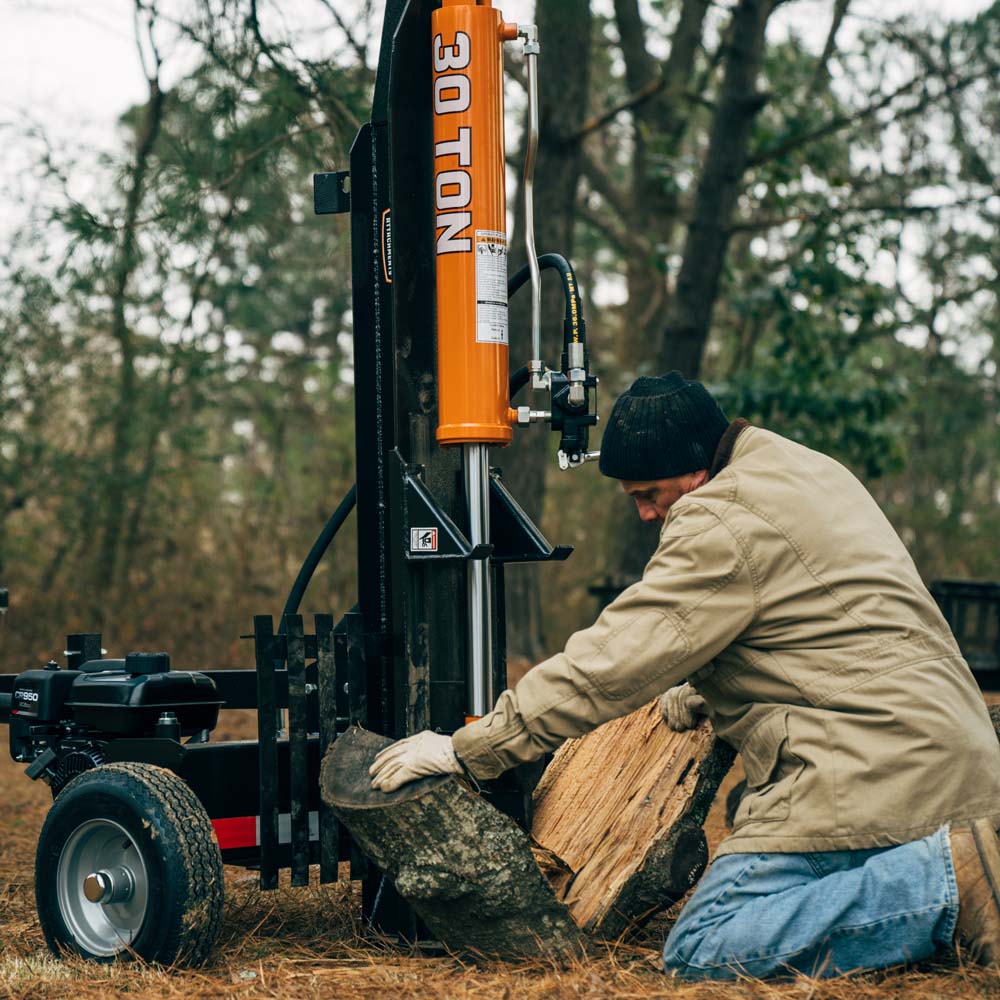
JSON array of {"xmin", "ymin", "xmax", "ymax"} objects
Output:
[
  {"xmin": 508, "ymin": 253, "xmax": 588, "ymax": 371},
  {"xmin": 280, "ymin": 483, "xmax": 357, "ymax": 627}
]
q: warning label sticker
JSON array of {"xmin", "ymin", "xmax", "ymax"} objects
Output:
[
  {"xmin": 410, "ymin": 528, "xmax": 438, "ymax": 552},
  {"xmin": 475, "ymin": 230, "xmax": 508, "ymax": 344}
]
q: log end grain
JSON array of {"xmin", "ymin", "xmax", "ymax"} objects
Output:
[{"xmin": 321, "ymin": 726, "xmax": 452, "ymax": 810}]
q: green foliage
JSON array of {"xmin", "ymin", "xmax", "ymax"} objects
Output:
[
  {"xmin": 2, "ymin": 0, "xmax": 999, "ymax": 668},
  {"xmin": 0, "ymin": 7, "xmax": 370, "ymax": 667}
]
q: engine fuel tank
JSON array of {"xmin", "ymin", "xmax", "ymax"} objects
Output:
[{"xmin": 66, "ymin": 670, "xmax": 221, "ymax": 737}]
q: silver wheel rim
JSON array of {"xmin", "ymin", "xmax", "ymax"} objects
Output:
[{"xmin": 56, "ymin": 818, "xmax": 149, "ymax": 957}]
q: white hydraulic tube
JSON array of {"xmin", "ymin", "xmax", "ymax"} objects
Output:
[{"xmin": 464, "ymin": 443, "xmax": 494, "ymax": 717}]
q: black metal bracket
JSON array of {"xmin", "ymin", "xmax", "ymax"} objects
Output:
[
  {"xmin": 401, "ymin": 465, "xmax": 492, "ymax": 562},
  {"xmin": 65, "ymin": 633, "xmax": 103, "ymax": 670},
  {"xmin": 105, "ymin": 737, "xmax": 186, "ymax": 770},
  {"xmin": 489, "ymin": 473, "xmax": 573, "ymax": 564},
  {"xmin": 313, "ymin": 171, "xmax": 351, "ymax": 215},
  {"xmin": 549, "ymin": 371, "xmax": 599, "ymax": 463}
]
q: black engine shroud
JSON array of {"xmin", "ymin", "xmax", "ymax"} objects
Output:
[{"xmin": 9, "ymin": 655, "xmax": 221, "ymax": 785}]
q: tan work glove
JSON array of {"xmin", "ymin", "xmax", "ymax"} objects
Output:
[
  {"xmin": 659, "ymin": 682, "xmax": 707, "ymax": 732},
  {"xmin": 369, "ymin": 731, "xmax": 463, "ymax": 793}
]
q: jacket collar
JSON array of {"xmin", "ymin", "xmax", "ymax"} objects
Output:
[{"xmin": 709, "ymin": 418, "xmax": 751, "ymax": 479}]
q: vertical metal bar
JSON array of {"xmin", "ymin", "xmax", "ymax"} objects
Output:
[
  {"xmin": 518, "ymin": 24, "xmax": 542, "ymax": 376},
  {"xmin": 494, "ymin": 561, "xmax": 507, "ymax": 698},
  {"xmin": 254, "ymin": 615, "xmax": 279, "ymax": 891},
  {"xmin": 339, "ymin": 611, "xmax": 370, "ymax": 882},
  {"xmin": 334, "ymin": 631, "xmax": 350, "ymax": 723},
  {"xmin": 315, "ymin": 614, "xmax": 339, "ymax": 884},
  {"xmin": 334, "ymin": 627, "xmax": 364, "ymax": 879},
  {"xmin": 285, "ymin": 614, "xmax": 309, "ymax": 887},
  {"xmin": 65, "ymin": 633, "xmax": 103, "ymax": 671},
  {"xmin": 345, "ymin": 611, "xmax": 368, "ymax": 727},
  {"xmin": 464, "ymin": 443, "xmax": 493, "ymax": 717}
]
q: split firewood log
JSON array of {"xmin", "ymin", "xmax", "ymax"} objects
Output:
[{"xmin": 530, "ymin": 702, "xmax": 735, "ymax": 938}]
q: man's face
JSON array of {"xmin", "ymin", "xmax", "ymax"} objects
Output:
[{"xmin": 620, "ymin": 471, "xmax": 708, "ymax": 524}]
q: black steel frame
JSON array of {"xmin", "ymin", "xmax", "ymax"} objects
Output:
[{"xmin": 0, "ymin": 0, "xmax": 576, "ymax": 940}]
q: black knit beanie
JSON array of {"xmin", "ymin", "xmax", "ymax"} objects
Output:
[{"xmin": 598, "ymin": 372, "xmax": 729, "ymax": 481}]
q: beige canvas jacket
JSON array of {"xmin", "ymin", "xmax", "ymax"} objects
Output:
[{"xmin": 452, "ymin": 425, "xmax": 1000, "ymax": 855}]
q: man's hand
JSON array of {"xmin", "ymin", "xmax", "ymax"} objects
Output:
[
  {"xmin": 369, "ymin": 731, "xmax": 463, "ymax": 793},
  {"xmin": 659, "ymin": 682, "xmax": 707, "ymax": 732}
]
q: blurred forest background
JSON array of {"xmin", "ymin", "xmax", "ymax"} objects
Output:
[{"xmin": 1, "ymin": 0, "xmax": 998, "ymax": 672}]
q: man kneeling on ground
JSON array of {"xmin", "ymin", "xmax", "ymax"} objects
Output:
[{"xmin": 370, "ymin": 372, "xmax": 1000, "ymax": 980}]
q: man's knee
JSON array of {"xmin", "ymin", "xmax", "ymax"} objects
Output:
[
  {"xmin": 662, "ymin": 915, "xmax": 723, "ymax": 978},
  {"xmin": 662, "ymin": 938, "xmax": 737, "ymax": 981}
]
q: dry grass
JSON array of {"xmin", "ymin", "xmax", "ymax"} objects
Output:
[{"xmin": 2, "ymin": 710, "xmax": 999, "ymax": 999}]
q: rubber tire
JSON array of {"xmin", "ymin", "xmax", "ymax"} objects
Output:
[{"xmin": 35, "ymin": 762, "xmax": 224, "ymax": 965}]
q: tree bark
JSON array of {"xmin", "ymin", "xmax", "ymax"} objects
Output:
[
  {"xmin": 531, "ymin": 702, "xmax": 735, "ymax": 938},
  {"xmin": 94, "ymin": 59, "xmax": 166, "ymax": 610},
  {"xmin": 503, "ymin": 0, "xmax": 592, "ymax": 663},
  {"xmin": 615, "ymin": 0, "xmax": 776, "ymax": 583},
  {"xmin": 613, "ymin": 0, "xmax": 711, "ymax": 365},
  {"xmin": 321, "ymin": 727, "xmax": 585, "ymax": 959},
  {"xmin": 658, "ymin": 0, "xmax": 775, "ymax": 378}
]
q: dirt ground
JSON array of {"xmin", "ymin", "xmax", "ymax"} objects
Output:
[{"xmin": 1, "ymin": 710, "xmax": 999, "ymax": 999}]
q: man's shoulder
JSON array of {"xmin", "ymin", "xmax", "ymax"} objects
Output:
[
  {"xmin": 717, "ymin": 424, "xmax": 887, "ymax": 545},
  {"xmin": 731, "ymin": 425, "xmax": 849, "ymax": 470}
]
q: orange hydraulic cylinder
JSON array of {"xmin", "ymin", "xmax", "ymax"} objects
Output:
[{"xmin": 432, "ymin": 0, "xmax": 516, "ymax": 447}]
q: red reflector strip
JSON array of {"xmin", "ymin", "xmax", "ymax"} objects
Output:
[{"xmin": 212, "ymin": 816, "xmax": 258, "ymax": 850}]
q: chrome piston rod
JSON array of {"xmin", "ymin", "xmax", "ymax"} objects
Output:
[{"xmin": 464, "ymin": 443, "xmax": 493, "ymax": 717}]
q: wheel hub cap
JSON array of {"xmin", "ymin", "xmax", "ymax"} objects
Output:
[
  {"xmin": 56, "ymin": 819, "xmax": 149, "ymax": 957},
  {"xmin": 83, "ymin": 866, "xmax": 135, "ymax": 904}
]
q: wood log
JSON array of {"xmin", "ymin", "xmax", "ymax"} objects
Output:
[
  {"xmin": 320, "ymin": 727, "xmax": 585, "ymax": 960},
  {"xmin": 530, "ymin": 701, "xmax": 735, "ymax": 938}
]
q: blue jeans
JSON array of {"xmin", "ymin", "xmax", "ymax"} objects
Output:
[{"xmin": 663, "ymin": 827, "xmax": 959, "ymax": 979}]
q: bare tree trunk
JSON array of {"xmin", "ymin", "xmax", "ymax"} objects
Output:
[
  {"xmin": 503, "ymin": 0, "xmax": 592, "ymax": 662},
  {"xmin": 616, "ymin": 0, "xmax": 776, "ymax": 583},
  {"xmin": 94, "ymin": 26, "xmax": 166, "ymax": 613},
  {"xmin": 614, "ymin": 0, "xmax": 711, "ymax": 365},
  {"xmin": 658, "ymin": 0, "xmax": 775, "ymax": 378}
]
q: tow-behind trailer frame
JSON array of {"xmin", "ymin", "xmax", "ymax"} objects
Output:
[
  {"xmin": 0, "ymin": 0, "xmax": 594, "ymax": 963},
  {"xmin": 0, "ymin": 614, "xmax": 363, "ymax": 881}
]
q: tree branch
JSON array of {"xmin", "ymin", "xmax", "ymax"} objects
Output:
[
  {"xmin": 613, "ymin": 0, "xmax": 659, "ymax": 98},
  {"xmin": 579, "ymin": 151, "xmax": 632, "ymax": 229},
  {"xmin": 247, "ymin": 0, "xmax": 360, "ymax": 133},
  {"xmin": 315, "ymin": 0, "xmax": 368, "ymax": 68},
  {"xmin": 569, "ymin": 76, "xmax": 665, "ymax": 141},
  {"xmin": 749, "ymin": 59, "xmax": 990, "ymax": 169},
  {"xmin": 577, "ymin": 200, "xmax": 649, "ymax": 258},
  {"xmin": 729, "ymin": 191, "xmax": 997, "ymax": 233},
  {"xmin": 809, "ymin": 0, "xmax": 850, "ymax": 95}
]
